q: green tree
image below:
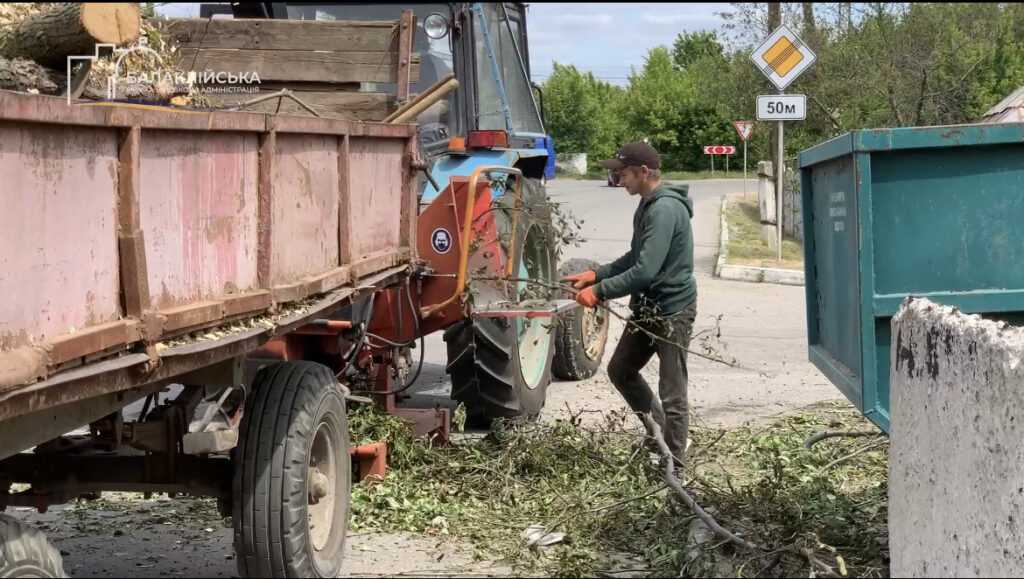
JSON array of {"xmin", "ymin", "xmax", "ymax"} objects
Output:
[
  {"xmin": 544, "ymin": 3, "xmax": 1024, "ymax": 173},
  {"xmin": 672, "ymin": 31, "xmax": 726, "ymax": 70},
  {"xmin": 541, "ymin": 63, "xmax": 627, "ymax": 171}
]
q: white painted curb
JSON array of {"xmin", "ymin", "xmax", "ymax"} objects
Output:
[{"xmin": 715, "ymin": 195, "xmax": 804, "ymax": 287}]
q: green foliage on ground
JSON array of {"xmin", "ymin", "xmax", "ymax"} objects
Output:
[{"xmin": 348, "ymin": 401, "xmax": 889, "ymax": 577}]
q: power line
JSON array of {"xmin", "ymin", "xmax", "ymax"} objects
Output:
[{"xmin": 531, "ymin": 74, "xmax": 631, "ymax": 80}]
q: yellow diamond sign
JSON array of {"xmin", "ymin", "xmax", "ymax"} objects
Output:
[{"xmin": 751, "ymin": 24, "xmax": 816, "ymax": 90}]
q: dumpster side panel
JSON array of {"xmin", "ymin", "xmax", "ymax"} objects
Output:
[
  {"xmin": 871, "ymin": 146, "xmax": 1024, "ymax": 296},
  {"xmin": 805, "ymin": 154, "xmax": 863, "ymax": 408},
  {"xmin": 140, "ymin": 131, "xmax": 261, "ymax": 309},
  {"xmin": 347, "ymin": 138, "xmax": 406, "ymax": 259},
  {"xmin": 269, "ymin": 134, "xmax": 340, "ymax": 286},
  {"xmin": 801, "ymin": 124, "xmax": 1024, "ymax": 435},
  {"xmin": 0, "ymin": 125, "xmax": 121, "ymax": 348}
]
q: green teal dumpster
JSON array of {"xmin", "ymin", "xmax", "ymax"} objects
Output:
[{"xmin": 798, "ymin": 123, "xmax": 1024, "ymax": 434}]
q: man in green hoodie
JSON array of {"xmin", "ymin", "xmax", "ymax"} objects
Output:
[{"xmin": 564, "ymin": 141, "xmax": 697, "ymax": 467}]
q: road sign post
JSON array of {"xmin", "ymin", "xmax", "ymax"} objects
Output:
[
  {"xmin": 751, "ymin": 24, "xmax": 816, "ymax": 261},
  {"xmin": 704, "ymin": 146, "xmax": 736, "ymax": 176},
  {"xmin": 777, "ymin": 89, "xmax": 784, "ymax": 259},
  {"xmin": 733, "ymin": 121, "xmax": 755, "ymax": 198}
]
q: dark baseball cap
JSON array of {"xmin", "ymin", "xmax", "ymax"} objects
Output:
[{"xmin": 601, "ymin": 141, "xmax": 661, "ymax": 171}]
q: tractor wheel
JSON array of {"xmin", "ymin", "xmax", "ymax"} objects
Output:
[
  {"xmin": 445, "ymin": 177, "xmax": 557, "ymax": 423},
  {"xmin": 233, "ymin": 361, "xmax": 351, "ymax": 578},
  {"xmin": 0, "ymin": 515, "xmax": 67, "ymax": 578},
  {"xmin": 552, "ymin": 258, "xmax": 610, "ymax": 380}
]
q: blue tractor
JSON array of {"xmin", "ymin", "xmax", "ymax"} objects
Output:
[{"xmin": 223, "ymin": 2, "xmax": 607, "ymax": 422}]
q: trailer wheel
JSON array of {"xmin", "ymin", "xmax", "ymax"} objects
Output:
[
  {"xmin": 233, "ymin": 361, "xmax": 351, "ymax": 579},
  {"xmin": 445, "ymin": 177, "xmax": 556, "ymax": 423},
  {"xmin": 0, "ymin": 515, "xmax": 67, "ymax": 578},
  {"xmin": 552, "ymin": 258, "xmax": 610, "ymax": 380}
]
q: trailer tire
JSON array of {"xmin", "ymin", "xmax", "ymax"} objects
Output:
[
  {"xmin": 0, "ymin": 515, "xmax": 67, "ymax": 578},
  {"xmin": 552, "ymin": 258, "xmax": 610, "ymax": 380},
  {"xmin": 445, "ymin": 177, "xmax": 556, "ymax": 423},
  {"xmin": 233, "ymin": 361, "xmax": 351, "ymax": 579}
]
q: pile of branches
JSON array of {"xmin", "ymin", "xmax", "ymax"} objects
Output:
[
  {"xmin": 348, "ymin": 402, "xmax": 890, "ymax": 578},
  {"xmin": 0, "ymin": 3, "xmax": 192, "ymax": 104}
]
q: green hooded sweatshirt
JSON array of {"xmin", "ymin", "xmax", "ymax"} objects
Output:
[{"xmin": 593, "ymin": 183, "xmax": 697, "ymax": 316}]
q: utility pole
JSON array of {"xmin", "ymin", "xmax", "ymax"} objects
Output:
[
  {"xmin": 767, "ymin": 2, "xmax": 781, "ymax": 176},
  {"xmin": 768, "ymin": 2, "xmax": 782, "ymax": 261}
]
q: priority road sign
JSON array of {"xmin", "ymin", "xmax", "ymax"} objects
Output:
[
  {"xmin": 733, "ymin": 121, "xmax": 754, "ymax": 141},
  {"xmin": 750, "ymin": 24, "xmax": 816, "ymax": 91},
  {"xmin": 703, "ymin": 145, "xmax": 736, "ymax": 155}
]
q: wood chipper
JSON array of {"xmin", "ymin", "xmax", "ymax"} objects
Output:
[
  {"xmin": 193, "ymin": 2, "xmax": 615, "ymax": 431},
  {"xmin": 0, "ymin": 4, "xmax": 610, "ymax": 578}
]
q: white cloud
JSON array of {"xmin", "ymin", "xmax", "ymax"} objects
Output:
[
  {"xmin": 641, "ymin": 13, "xmax": 707, "ymax": 25},
  {"xmin": 544, "ymin": 13, "xmax": 613, "ymax": 27}
]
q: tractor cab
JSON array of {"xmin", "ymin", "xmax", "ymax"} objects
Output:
[{"xmin": 225, "ymin": 2, "xmax": 555, "ymax": 197}]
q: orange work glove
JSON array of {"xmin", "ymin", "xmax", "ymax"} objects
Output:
[
  {"xmin": 562, "ymin": 270, "xmax": 597, "ymax": 290},
  {"xmin": 575, "ymin": 286, "xmax": 600, "ymax": 308}
]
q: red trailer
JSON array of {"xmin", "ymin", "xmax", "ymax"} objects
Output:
[{"xmin": 0, "ymin": 89, "xmax": 422, "ymax": 577}]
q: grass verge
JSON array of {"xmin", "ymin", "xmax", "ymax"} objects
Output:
[{"xmin": 725, "ymin": 197, "xmax": 804, "ymax": 271}]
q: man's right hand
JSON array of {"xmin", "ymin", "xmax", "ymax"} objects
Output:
[{"xmin": 562, "ymin": 270, "xmax": 597, "ymax": 290}]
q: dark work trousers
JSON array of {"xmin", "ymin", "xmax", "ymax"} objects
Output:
[{"xmin": 607, "ymin": 301, "xmax": 697, "ymax": 466}]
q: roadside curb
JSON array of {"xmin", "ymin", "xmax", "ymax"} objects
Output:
[{"xmin": 715, "ymin": 195, "xmax": 805, "ymax": 287}]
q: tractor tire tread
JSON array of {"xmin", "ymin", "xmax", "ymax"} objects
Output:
[{"xmin": 0, "ymin": 514, "xmax": 67, "ymax": 578}]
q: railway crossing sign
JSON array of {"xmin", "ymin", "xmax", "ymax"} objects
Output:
[
  {"xmin": 733, "ymin": 121, "xmax": 754, "ymax": 141},
  {"xmin": 750, "ymin": 24, "xmax": 816, "ymax": 90}
]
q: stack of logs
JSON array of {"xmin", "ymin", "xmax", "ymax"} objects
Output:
[{"xmin": 0, "ymin": 3, "xmax": 186, "ymax": 103}]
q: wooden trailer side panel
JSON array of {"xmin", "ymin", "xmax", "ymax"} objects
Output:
[
  {"xmin": 139, "ymin": 131, "xmax": 261, "ymax": 310},
  {"xmin": 269, "ymin": 134, "xmax": 340, "ymax": 286},
  {"xmin": 0, "ymin": 124, "xmax": 122, "ymax": 350},
  {"xmin": 0, "ymin": 90, "xmax": 418, "ymax": 396},
  {"xmin": 347, "ymin": 138, "xmax": 408, "ymax": 261}
]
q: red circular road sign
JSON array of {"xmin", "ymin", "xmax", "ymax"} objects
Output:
[{"xmin": 703, "ymin": 145, "xmax": 736, "ymax": 155}]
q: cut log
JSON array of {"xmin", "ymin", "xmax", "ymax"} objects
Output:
[
  {"xmin": 0, "ymin": 56, "xmax": 65, "ymax": 94},
  {"xmin": 81, "ymin": 77, "xmax": 184, "ymax": 103},
  {"xmin": 0, "ymin": 3, "xmax": 141, "ymax": 68}
]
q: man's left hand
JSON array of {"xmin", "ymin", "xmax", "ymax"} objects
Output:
[{"xmin": 575, "ymin": 286, "xmax": 600, "ymax": 308}]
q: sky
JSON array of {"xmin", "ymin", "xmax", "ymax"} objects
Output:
[
  {"xmin": 154, "ymin": 2, "xmax": 731, "ymax": 87},
  {"xmin": 524, "ymin": 3, "xmax": 729, "ymax": 85}
]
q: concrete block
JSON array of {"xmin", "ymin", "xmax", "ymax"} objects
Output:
[
  {"xmin": 554, "ymin": 153, "xmax": 587, "ymax": 176},
  {"xmin": 890, "ymin": 297, "xmax": 1024, "ymax": 577}
]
